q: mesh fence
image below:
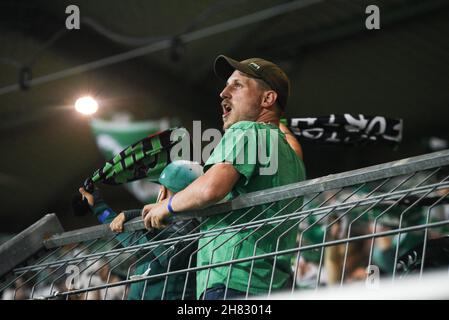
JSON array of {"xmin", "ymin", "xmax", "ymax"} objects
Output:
[{"xmin": 1, "ymin": 150, "xmax": 449, "ymax": 300}]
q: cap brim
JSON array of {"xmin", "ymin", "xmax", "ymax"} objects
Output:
[{"xmin": 213, "ymin": 55, "xmax": 259, "ymax": 81}]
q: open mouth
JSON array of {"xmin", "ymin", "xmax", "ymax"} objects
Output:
[{"xmin": 222, "ymin": 102, "xmax": 232, "ymax": 118}]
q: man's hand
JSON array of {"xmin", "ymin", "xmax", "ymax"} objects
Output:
[
  {"xmin": 110, "ymin": 212, "xmax": 126, "ymax": 233},
  {"xmin": 142, "ymin": 201, "xmax": 170, "ymax": 230},
  {"xmin": 79, "ymin": 187, "xmax": 94, "ymax": 206}
]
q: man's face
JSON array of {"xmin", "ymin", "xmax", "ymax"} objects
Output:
[{"xmin": 220, "ymin": 70, "xmax": 264, "ymax": 130}]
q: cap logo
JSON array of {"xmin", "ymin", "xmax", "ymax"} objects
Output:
[{"xmin": 248, "ymin": 62, "xmax": 261, "ymax": 71}]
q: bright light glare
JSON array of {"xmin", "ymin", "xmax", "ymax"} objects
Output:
[{"xmin": 75, "ymin": 96, "xmax": 98, "ymax": 115}]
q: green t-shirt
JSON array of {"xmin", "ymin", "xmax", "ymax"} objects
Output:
[{"xmin": 196, "ymin": 121, "xmax": 306, "ymax": 298}]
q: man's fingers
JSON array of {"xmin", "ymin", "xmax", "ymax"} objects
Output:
[
  {"xmin": 110, "ymin": 222, "xmax": 118, "ymax": 233},
  {"xmin": 79, "ymin": 187, "xmax": 86, "ymax": 196},
  {"xmin": 118, "ymin": 220, "xmax": 124, "ymax": 231},
  {"xmin": 109, "ymin": 215, "xmax": 125, "ymax": 233},
  {"xmin": 141, "ymin": 204, "xmax": 155, "ymax": 219},
  {"xmin": 152, "ymin": 215, "xmax": 164, "ymax": 230},
  {"xmin": 78, "ymin": 187, "xmax": 94, "ymax": 206},
  {"xmin": 141, "ymin": 207, "xmax": 149, "ymax": 219},
  {"xmin": 151, "ymin": 216, "xmax": 159, "ymax": 229},
  {"xmin": 144, "ymin": 214, "xmax": 152, "ymax": 230}
]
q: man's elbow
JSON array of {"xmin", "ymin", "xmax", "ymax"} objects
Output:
[
  {"xmin": 194, "ymin": 163, "xmax": 239, "ymax": 207},
  {"xmin": 199, "ymin": 185, "xmax": 228, "ymax": 206}
]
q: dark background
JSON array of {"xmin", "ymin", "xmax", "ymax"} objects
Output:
[{"xmin": 0, "ymin": 0, "xmax": 448, "ymax": 233}]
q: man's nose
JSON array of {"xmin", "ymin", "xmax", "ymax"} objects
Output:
[{"xmin": 219, "ymin": 85, "xmax": 231, "ymax": 99}]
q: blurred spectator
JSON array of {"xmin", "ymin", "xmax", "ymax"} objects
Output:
[
  {"xmin": 79, "ymin": 160, "xmax": 202, "ymax": 300},
  {"xmin": 1, "ymin": 277, "xmax": 31, "ymax": 300}
]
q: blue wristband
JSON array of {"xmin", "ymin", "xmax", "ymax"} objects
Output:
[
  {"xmin": 98, "ymin": 209, "xmax": 111, "ymax": 223},
  {"xmin": 167, "ymin": 195, "xmax": 176, "ymax": 214}
]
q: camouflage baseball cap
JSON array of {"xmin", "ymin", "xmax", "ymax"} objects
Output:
[
  {"xmin": 158, "ymin": 160, "xmax": 203, "ymax": 193},
  {"xmin": 214, "ymin": 55, "xmax": 291, "ymax": 110}
]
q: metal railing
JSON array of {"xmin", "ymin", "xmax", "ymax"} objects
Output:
[{"xmin": 1, "ymin": 150, "xmax": 449, "ymax": 300}]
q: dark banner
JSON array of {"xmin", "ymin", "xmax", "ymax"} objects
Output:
[{"xmin": 289, "ymin": 114, "xmax": 403, "ymax": 146}]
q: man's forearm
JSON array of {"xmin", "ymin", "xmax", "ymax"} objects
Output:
[
  {"xmin": 169, "ymin": 182, "xmax": 217, "ymax": 212},
  {"xmin": 169, "ymin": 163, "xmax": 240, "ymax": 213}
]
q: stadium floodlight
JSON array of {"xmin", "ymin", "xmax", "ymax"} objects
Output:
[{"xmin": 75, "ymin": 96, "xmax": 98, "ymax": 115}]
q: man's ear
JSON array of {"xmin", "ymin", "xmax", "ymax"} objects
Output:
[
  {"xmin": 261, "ymin": 90, "xmax": 278, "ymax": 108},
  {"xmin": 158, "ymin": 185, "xmax": 168, "ymax": 202}
]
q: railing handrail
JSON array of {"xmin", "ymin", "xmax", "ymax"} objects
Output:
[{"xmin": 0, "ymin": 214, "xmax": 64, "ymax": 278}]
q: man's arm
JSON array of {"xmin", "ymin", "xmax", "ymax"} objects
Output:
[
  {"xmin": 142, "ymin": 163, "xmax": 240, "ymax": 229},
  {"xmin": 79, "ymin": 187, "xmax": 119, "ymax": 224},
  {"xmin": 279, "ymin": 122, "xmax": 303, "ymax": 159},
  {"xmin": 172, "ymin": 162, "xmax": 240, "ymax": 211},
  {"xmin": 79, "ymin": 187, "xmax": 134, "ymax": 244}
]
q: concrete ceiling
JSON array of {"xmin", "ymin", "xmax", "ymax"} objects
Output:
[{"xmin": 0, "ymin": 0, "xmax": 448, "ymax": 232}]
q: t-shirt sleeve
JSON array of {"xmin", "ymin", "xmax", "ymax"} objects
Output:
[{"xmin": 204, "ymin": 123, "xmax": 258, "ymax": 186}]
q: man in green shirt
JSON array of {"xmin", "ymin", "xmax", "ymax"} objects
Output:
[{"xmin": 142, "ymin": 55, "xmax": 306, "ymax": 299}]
